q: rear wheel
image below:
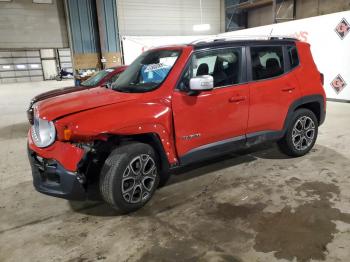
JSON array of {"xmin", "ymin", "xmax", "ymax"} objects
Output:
[
  {"xmin": 99, "ymin": 143, "xmax": 160, "ymax": 213},
  {"xmin": 278, "ymin": 108, "xmax": 318, "ymax": 157}
]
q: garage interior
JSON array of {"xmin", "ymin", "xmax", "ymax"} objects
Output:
[{"xmin": 1, "ymin": 0, "xmax": 350, "ymax": 262}]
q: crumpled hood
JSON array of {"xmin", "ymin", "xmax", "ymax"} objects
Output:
[{"xmin": 36, "ymin": 87, "xmax": 139, "ymax": 121}]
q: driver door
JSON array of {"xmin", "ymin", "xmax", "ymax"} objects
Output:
[{"xmin": 172, "ymin": 47, "xmax": 249, "ymax": 163}]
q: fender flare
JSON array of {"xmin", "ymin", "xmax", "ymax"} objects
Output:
[
  {"xmin": 283, "ymin": 94, "xmax": 325, "ymax": 133},
  {"xmin": 114, "ymin": 124, "xmax": 178, "ymax": 167}
]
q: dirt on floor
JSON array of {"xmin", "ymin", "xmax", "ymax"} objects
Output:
[{"xmin": 1, "ymin": 81, "xmax": 350, "ymax": 262}]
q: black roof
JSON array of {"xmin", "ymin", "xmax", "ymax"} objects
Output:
[{"xmin": 191, "ymin": 37, "xmax": 298, "ymax": 50}]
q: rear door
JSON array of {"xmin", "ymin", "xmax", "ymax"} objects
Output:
[
  {"xmin": 172, "ymin": 47, "xmax": 250, "ymax": 160},
  {"xmin": 246, "ymin": 44, "xmax": 301, "ymax": 135}
]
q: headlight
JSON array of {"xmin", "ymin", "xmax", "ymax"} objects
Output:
[{"xmin": 31, "ymin": 117, "xmax": 56, "ymax": 148}]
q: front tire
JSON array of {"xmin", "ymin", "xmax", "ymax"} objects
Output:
[
  {"xmin": 99, "ymin": 143, "xmax": 160, "ymax": 213},
  {"xmin": 278, "ymin": 108, "xmax": 318, "ymax": 157}
]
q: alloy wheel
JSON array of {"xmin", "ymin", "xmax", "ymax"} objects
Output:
[
  {"xmin": 292, "ymin": 116, "xmax": 316, "ymax": 151},
  {"xmin": 121, "ymin": 154, "xmax": 157, "ymax": 204}
]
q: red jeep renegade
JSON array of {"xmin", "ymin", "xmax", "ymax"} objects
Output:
[{"xmin": 27, "ymin": 37, "xmax": 326, "ymax": 212}]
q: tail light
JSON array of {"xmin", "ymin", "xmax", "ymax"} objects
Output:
[{"xmin": 320, "ymin": 73, "xmax": 324, "ymax": 86}]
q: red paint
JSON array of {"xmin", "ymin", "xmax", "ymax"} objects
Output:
[
  {"xmin": 172, "ymin": 84, "xmax": 249, "ymax": 156},
  {"xmin": 28, "ymin": 130, "xmax": 84, "ymax": 172},
  {"xmin": 246, "ymin": 71, "xmax": 301, "ymax": 133},
  {"xmin": 30, "ymin": 66, "xmax": 127, "ymax": 105},
  {"xmin": 29, "ymin": 42, "xmax": 325, "ymax": 172}
]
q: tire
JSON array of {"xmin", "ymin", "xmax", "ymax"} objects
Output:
[
  {"xmin": 278, "ymin": 108, "xmax": 318, "ymax": 157},
  {"xmin": 158, "ymin": 170, "xmax": 171, "ymax": 188},
  {"xmin": 99, "ymin": 143, "xmax": 160, "ymax": 213}
]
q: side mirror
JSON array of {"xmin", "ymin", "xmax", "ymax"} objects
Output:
[{"xmin": 189, "ymin": 75, "xmax": 214, "ymax": 92}]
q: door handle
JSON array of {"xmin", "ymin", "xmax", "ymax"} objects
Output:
[
  {"xmin": 229, "ymin": 96, "xmax": 246, "ymax": 103},
  {"xmin": 281, "ymin": 86, "xmax": 296, "ymax": 92}
]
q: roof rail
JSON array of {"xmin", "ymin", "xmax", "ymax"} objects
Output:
[{"xmin": 191, "ymin": 35, "xmax": 299, "ymax": 45}]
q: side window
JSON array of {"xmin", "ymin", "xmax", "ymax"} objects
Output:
[
  {"xmin": 250, "ymin": 46, "xmax": 284, "ymax": 81},
  {"xmin": 287, "ymin": 45, "xmax": 299, "ymax": 69},
  {"xmin": 178, "ymin": 48, "xmax": 242, "ymax": 90}
]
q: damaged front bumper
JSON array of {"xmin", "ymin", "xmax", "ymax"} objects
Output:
[{"xmin": 27, "ymin": 147, "xmax": 87, "ymax": 200}]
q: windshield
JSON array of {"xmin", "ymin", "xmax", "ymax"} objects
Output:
[
  {"xmin": 81, "ymin": 69, "xmax": 113, "ymax": 87},
  {"xmin": 112, "ymin": 49, "xmax": 181, "ymax": 93}
]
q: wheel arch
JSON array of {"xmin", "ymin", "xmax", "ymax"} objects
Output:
[
  {"xmin": 284, "ymin": 95, "xmax": 325, "ymax": 132},
  {"xmin": 121, "ymin": 133, "xmax": 171, "ymax": 173},
  {"xmin": 103, "ymin": 133, "xmax": 171, "ymax": 174}
]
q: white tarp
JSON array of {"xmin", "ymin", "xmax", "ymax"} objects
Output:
[
  {"xmin": 122, "ymin": 11, "xmax": 350, "ymax": 101},
  {"xmin": 219, "ymin": 11, "xmax": 350, "ymax": 101}
]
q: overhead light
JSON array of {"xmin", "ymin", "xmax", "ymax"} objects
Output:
[
  {"xmin": 193, "ymin": 24, "xmax": 211, "ymax": 31},
  {"xmin": 193, "ymin": 0, "xmax": 210, "ymax": 32}
]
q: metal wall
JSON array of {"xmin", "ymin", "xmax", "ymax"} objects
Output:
[
  {"xmin": 117, "ymin": 0, "xmax": 222, "ymax": 36},
  {"xmin": 96, "ymin": 0, "xmax": 120, "ymax": 53},
  {"xmin": 66, "ymin": 0, "xmax": 101, "ymax": 70},
  {"xmin": 96, "ymin": 0, "xmax": 122, "ymax": 67},
  {"xmin": 0, "ymin": 0, "xmax": 68, "ymax": 49},
  {"xmin": 241, "ymin": 0, "xmax": 350, "ymax": 29},
  {"xmin": 66, "ymin": 0, "xmax": 100, "ymax": 54}
]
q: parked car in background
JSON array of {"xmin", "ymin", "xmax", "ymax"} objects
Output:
[
  {"xmin": 27, "ymin": 37, "xmax": 326, "ymax": 213},
  {"xmin": 27, "ymin": 66, "xmax": 127, "ymax": 124}
]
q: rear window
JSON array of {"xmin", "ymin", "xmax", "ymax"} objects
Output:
[
  {"xmin": 287, "ymin": 45, "xmax": 299, "ymax": 69},
  {"xmin": 250, "ymin": 46, "xmax": 284, "ymax": 81}
]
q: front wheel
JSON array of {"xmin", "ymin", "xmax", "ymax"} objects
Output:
[
  {"xmin": 99, "ymin": 143, "xmax": 160, "ymax": 213},
  {"xmin": 278, "ymin": 108, "xmax": 318, "ymax": 157}
]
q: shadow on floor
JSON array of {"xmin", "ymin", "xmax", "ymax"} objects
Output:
[
  {"xmin": 0, "ymin": 122, "xmax": 29, "ymax": 140},
  {"xmin": 69, "ymin": 142, "xmax": 289, "ymax": 217}
]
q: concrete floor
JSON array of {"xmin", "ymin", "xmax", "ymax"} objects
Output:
[{"xmin": 1, "ymin": 80, "xmax": 350, "ymax": 262}]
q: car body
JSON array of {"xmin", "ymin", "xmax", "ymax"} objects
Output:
[
  {"xmin": 27, "ymin": 66, "xmax": 127, "ymax": 124},
  {"xmin": 27, "ymin": 36, "xmax": 326, "ymax": 212}
]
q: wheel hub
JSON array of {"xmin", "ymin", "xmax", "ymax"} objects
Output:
[
  {"xmin": 121, "ymin": 154, "xmax": 157, "ymax": 204},
  {"xmin": 292, "ymin": 116, "xmax": 316, "ymax": 151}
]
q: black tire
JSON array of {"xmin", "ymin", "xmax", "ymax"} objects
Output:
[
  {"xmin": 99, "ymin": 143, "xmax": 160, "ymax": 213},
  {"xmin": 158, "ymin": 170, "xmax": 171, "ymax": 188},
  {"xmin": 278, "ymin": 108, "xmax": 318, "ymax": 157}
]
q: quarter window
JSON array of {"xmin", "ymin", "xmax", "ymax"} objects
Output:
[
  {"xmin": 178, "ymin": 48, "xmax": 242, "ymax": 90},
  {"xmin": 250, "ymin": 46, "xmax": 284, "ymax": 81},
  {"xmin": 287, "ymin": 45, "xmax": 299, "ymax": 69}
]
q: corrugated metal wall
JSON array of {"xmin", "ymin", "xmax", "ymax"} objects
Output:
[
  {"xmin": 96, "ymin": 0, "xmax": 122, "ymax": 67},
  {"xmin": 65, "ymin": 0, "xmax": 122, "ymax": 69},
  {"xmin": 117, "ymin": 0, "xmax": 222, "ymax": 36},
  {"xmin": 0, "ymin": 0, "xmax": 68, "ymax": 49},
  {"xmin": 97, "ymin": 0, "xmax": 120, "ymax": 53},
  {"xmin": 66, "ymin": 0, "xmax": 100, "ymax": 53},
  {"xmin": 66, "ymin": 0, "xmax": 101, "ymax": 70}
]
